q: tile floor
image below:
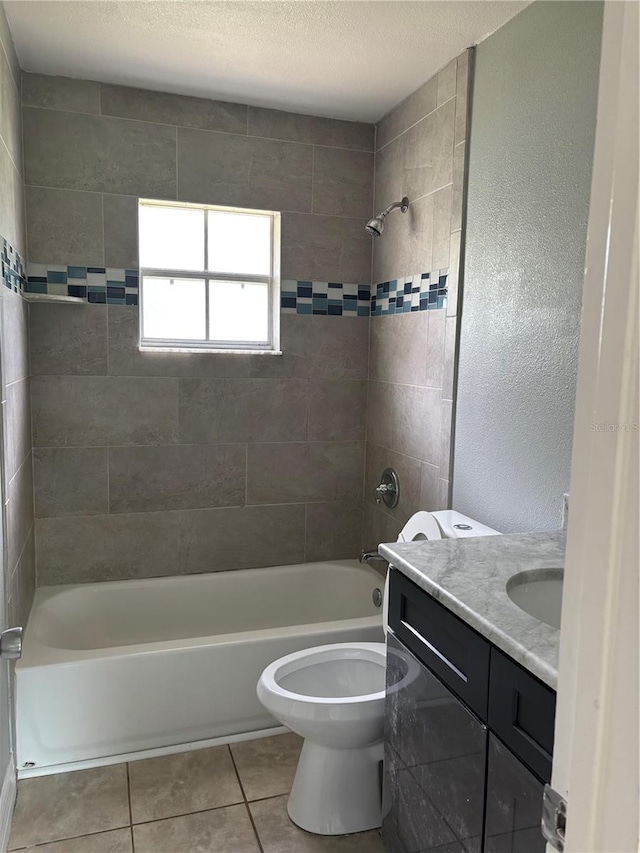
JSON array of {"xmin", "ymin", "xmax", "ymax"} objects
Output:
[{"xmin": 9, "ymin": 733, "xmax": 384, "ymax": 853}]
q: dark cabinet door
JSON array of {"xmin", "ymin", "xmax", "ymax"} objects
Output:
[
  {"xmin": 484, "ymin": 734, "xmax": 546, "ymax": 853},
  {"xmin": 383, "ymin": 631, "xmax": 488, "ymax": 853}
]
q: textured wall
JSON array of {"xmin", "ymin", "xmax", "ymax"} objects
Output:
[
  {"xmin": 363, "ymin": 52, "xmax": 470, "ymax": 547},
  {"xmin": 23, "ymin": 74, "xmax": 375, "ymax": 584},
  {"xmin": 453, "ymin": 1, "xmax": 603, "ymax": 533},
  {"xmin": 0, "ymin": 5, "xmax": 34, "ymax": 629}
]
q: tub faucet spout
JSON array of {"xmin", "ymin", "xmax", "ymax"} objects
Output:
[{"xmin": 359, "ymin": 549, "xmax": 387, "ymax": 565}]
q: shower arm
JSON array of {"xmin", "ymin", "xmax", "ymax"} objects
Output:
[{"xmin": 379, "ymin": 197, "xmax": 409, "ymax": 220}]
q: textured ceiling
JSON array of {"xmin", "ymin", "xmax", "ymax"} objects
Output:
[{"xmin": 5, "ymin": 1, "xmax": 529, "ymax": 122}]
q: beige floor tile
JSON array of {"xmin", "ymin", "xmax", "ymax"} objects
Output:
[
  {"xmin": 9, "ymin": 765, "xmax": 130, "ymax": 850},
  {"xmin": 128, "ymin": 745, "xmax": 243, "ymax": 823},
  {"xmin": 250, "ymin": 796, "xmax": 384, "ymax": 852},
  {"xmin": 132, "ymin": 804, "xmax": 260, "ymax": 853},
  {"xmin": 230, "ymin": 733, "xmax": 302, "ymax": 800},
  {"xmin": 18, "ymin": 828, "xmax": 133, "ymax": 853}
]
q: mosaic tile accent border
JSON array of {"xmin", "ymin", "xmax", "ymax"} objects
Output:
[
  {"xmin": 2, "ymin": 239, "xmax": 26, "ymax": 295},
  {"xmin": 371, "ymin": 271, "xmax": 448, "ymax": 316},
  {"xmin": 281, "ymin": 280, "xmax": 371, "ymax": 316},
  {"xmin": 26, "ymin": 264, "xmax": 139, "ymax": 305}
]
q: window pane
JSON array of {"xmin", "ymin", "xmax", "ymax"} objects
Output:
[
  {"xmin": 208, "ymin": 281, "xmax": 269, "ymax": 343},
  {"xmin": 208, "ymin": 211, "xmax": 271, "ymax": 275},
  {"xmin": 142, "ymin": 277, "xmax": 206, "ymax": 340},
  {"xmin": 139, "ymin": 205, "xmax": 204, "ymax": 271}
]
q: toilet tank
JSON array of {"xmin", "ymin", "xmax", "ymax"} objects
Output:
[{"xmin": 432, "ymin": 510, "xmax": 501, "ymax": 538}]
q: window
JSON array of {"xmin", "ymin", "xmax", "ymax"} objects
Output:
[{"xmin": 138, "ymin": 200, "xmax": 281, "ymax": 353}]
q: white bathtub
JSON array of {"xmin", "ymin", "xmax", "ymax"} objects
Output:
[{"xmin": 16, "ymin": 560, "xmax": 384, "ymax": 775}]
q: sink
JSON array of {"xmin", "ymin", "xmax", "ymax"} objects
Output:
[{"xmin": 506, "ymin": 568, "xmax": 563, "ymax": 630}]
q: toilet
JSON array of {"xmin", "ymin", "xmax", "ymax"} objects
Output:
[{"xmin": 256, "ymin": 510, "xmax": 500, "ymax": 836}]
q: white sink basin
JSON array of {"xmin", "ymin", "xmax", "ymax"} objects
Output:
[{"xmin": 506, "ymin": 568, "xmax": 563, "ymax": 630}]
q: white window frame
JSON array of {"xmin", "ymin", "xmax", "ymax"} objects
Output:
[{"xmin": 138, "ymin": 199, "xmax": 281, "ymax": 354}]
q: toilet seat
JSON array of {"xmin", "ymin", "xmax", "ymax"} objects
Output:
[{"xmin": 261, "ymin": 642, "xmax": 386, "ymax": 705}]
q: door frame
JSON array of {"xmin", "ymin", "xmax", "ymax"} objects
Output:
[{"xmin": 550, "ymin": 2, "xmax": 639, "ymax": 850}]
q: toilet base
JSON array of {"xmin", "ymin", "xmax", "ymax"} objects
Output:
[{"xmin": 287, "ymin": 739, "xmax": 384, "ymax": 835}]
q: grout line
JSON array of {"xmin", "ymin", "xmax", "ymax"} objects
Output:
[
  {"xmin": 375, "ymin": 92, "xmax": 457, "ymax": 154},
  {"xmin": 227, "ymin": 745, "xmax": 265, "ymax": 853},
  {"xmin": 125, "ymin": 762, "xmax": 134, "ymax": 826},
  {"xmin": 21, "ymin": 104, "xmax": 374, "ymax": 154}
]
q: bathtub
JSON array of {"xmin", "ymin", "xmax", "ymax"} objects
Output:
[{"xmin": 16, "ymin": 560, "xmax": 384, "ymax": 776}]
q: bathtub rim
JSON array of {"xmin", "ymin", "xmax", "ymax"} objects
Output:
[{"xmin": 19, "ymin": 559, "xmax": 385, "ymax": 667}]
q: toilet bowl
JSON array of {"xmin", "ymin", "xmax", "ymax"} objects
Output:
[{"xmin": 256, "ymin": 509, "xmax": 500, "ymax": 835}]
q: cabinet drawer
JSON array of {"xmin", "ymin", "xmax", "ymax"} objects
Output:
[
  {"xmin": 488, "ymin": 649, "xmax": 556, "ymax": 782},
  {"xmin": 388, "ymin": 569, "xmax": 491, "ymax": 719}
]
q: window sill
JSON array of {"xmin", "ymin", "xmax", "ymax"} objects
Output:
[{"xmin": 138, "ymin": 346, "xmax": 283, "ymax": 356}]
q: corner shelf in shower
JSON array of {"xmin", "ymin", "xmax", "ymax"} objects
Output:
[{"xmin": 22, "ymin": 293, "xmax": 85, "ymax": 304}]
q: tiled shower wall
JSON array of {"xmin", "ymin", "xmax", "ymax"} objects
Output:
[
  {"xmin": 363, "ymin": 51, "xmax": 470, "ymax": 547},
  {"xmin": 23, "ymin": 73, "xmax": 374, "ymax": 584},
  {"xmin": 0, "ymin": 5, "xmax": 34, "ymax": 628}
]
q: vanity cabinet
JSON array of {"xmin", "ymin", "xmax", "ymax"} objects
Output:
[{"xmin": 383, "ymin": 569, "xmax": 555, "ymax": 853}]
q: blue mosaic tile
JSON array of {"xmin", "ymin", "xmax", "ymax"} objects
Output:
[
  {"xmin": 1, "ymin": 238, "xmax": 26, "ymax": 294},
  {"xmin": 280, "ymin": 280, "xmax": 371, "ymax": 317},
  {"xmin": 370, "ymin": 271, "xmax": 447, "ymax": 316}
]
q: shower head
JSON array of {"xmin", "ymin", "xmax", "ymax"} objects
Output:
[{"xmin": 365, "ymin": 196, "xmax": 409, "ymax": 237}]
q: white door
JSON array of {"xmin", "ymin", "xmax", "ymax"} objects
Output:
[{"xmin": 550, "ymin": 1, "xmax": 639, "ymax": 850}]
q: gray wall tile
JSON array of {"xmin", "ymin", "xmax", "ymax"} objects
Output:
[
  {"xmin": 36, "ymin": 512, "xmax": 182, "ymax": 584},
  {"xmin": 372, "ymin": 192, "xmax": 433, "ymax": 284},
  {"xmin": 307, "ymin": 379, "xmax": 367, "ymax": 441},
  {"xmin": 108, "ymin": 305, "xmax": 250, "ymax": 378},
  {"xmin": 177, "ymin": 128, "xmax": 312, "ymax": 211},
  {"xmin": 31, "ymin": 376, "xmax": 179, "ymax": 446},
  {"xmin": 29, "ymin": 302, "xmax": 108, "ymax": 375},
  {"xmin": 6, "ymin": 454, "xmax": 34, "ymax": 573},
  {"xmin": 391, "ymin": 384, "xmax": 442, "ymax": 465},
  {"xmin": 1, "ymin": 46, "xmax": 21, "ymax": 169},
  {"xmin": 23, "ymin": 107, "xmax": 177, "ymax": 197},
  {"xmin": 442, "ymin": 315, "xmax": 458, "ymax": 400},
  {"xmin": 15, "ymin": 528, "xmax": 35, "ymax": 627},
  {"xmin": 369, "ymin": 312, "xmax": 429, "ymax": 386},
  {"xmin": 437, "ymin": 60, "xmax": 458, "ymax": 106},
  {"xmin": 22, "ymin": 73, "xmax": 100, "ymax": 114},
  {"xmin": 3, "ymin": 377, "xmax": 31, "ymax": 484},
  {"xmin": 425, "ymin": 308, "xmax": 446, "ymax": 389},
  {"xmin": 455, "ymin": 51, "xmax": 471, "ymax": 146},
  {"xmin": 1, "ymin": 289, "xmax": 29, "ymax": 384},
  {"xmin": 420, "ymin": 462, "xmax": 441, "ymax": 512},
  {"xmin": 403, "ymin": 99, "xmax": 455, "ymax": 202},
  {"xmin": 178, "ymin": 378, "xmax": 307, "ymax": 444},
  {"xmin": 376, "ymin": 77, "xmax": 438, "ymax": 152},
  {"xmin": 0, "ymin": 5, "xmax": 20, "ymax": 89},
  {"xmin": 0, "ymin": 136, "xmax": 24, "ymax": 254},
  {"xmin": 103, "ymin": 194, "xmax": 138, "ymax": 268},
  {"xmin": 26, "ymin": 186, "xmax": 104, "ymax": 265},
  {"xmin": 101, "ymin": 84, "xmax": 247, "ymax": 134},
  {"xmin": 305, "ymin": 501, "xmax": 363, "ymax": 561},
  {"xmin": 33, "ymin": 447, "xmax": 108, "ymax": 517},
  {"xmin": 249, "ymin": 314, "xmax": 368, "ymax": 381},
  {"xmin": 432, "ymin": 186, "xmax": 452, "ymax": 269},
  {"xmin": 312, "ymin": 147, "xmax": 373, "ymax": 218},
  {"xmin": 365, "ymin": 380, "xmax": 393, "ymax": 450},
  {"xmin": 362, "ymin": 503, "xmax": 402, "ymax": 551},
  {"xmin": 177, "ymin": 504, "xmax": 306, "ymax": 574},
  {"xmin": 109, "ymin": 444, "xmax": 246, "ymax": 513},
  {"xmin": 281, "ymin": 212, "xmax": 371, "ymax": 284},
  {"xmin": 247, "ymin": 441, "xmax": 364, "ymax": 504},
  {"xmin": 248, "ymin": 107, "xmax": 374, "ymax": 151},
  {"xmin": 451, "ymin": 142, "xmax": 465, "ymax": 232}
]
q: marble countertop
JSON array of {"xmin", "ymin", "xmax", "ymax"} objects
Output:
[{"xmin": 379, "ymin": 531, "xmax": 564, "ymax": 689}]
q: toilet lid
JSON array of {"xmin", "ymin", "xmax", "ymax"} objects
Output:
[
  {"xmin": 397, "ymin": 510, "xmax": 443, "ymax": 543},
  {"xmin": 383, "ymin": 511, "xmax": 443, "ymax": 636}
]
